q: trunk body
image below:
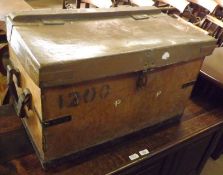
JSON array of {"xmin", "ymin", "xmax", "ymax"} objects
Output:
[{"xmin": 6, "ymin": 7, "xmax": 216, "ymax": 165}]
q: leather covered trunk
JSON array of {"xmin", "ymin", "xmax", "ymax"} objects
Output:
[{"xmin": 6, "ymin": 7, "xmax": 216, "ymax": 166}]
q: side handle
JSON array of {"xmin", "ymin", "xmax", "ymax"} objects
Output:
[{"xmin": 3, "ymin": 65, "xmax": 32, "ymax": 118}]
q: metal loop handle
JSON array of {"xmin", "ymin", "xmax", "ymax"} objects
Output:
[{"xmin": 3, "ymin": 65, "xmax": 32, "ymax": 118}]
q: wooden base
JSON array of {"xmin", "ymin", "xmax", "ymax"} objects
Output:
[{"xmin": 36, "ymin": 114, "xmax": 182, "ymax": 169}]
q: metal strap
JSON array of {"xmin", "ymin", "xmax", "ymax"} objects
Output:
[{"xmin": 3, "ymin": 65, "xmax": 32, "ymax": 118}]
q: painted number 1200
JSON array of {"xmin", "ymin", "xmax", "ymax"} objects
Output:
[{"xmin": 58, "ymin": 84, "xmax": 110, "ymax": 108}]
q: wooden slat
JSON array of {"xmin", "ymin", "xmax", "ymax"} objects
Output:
[{"xmin": 206, "ymin": 15, "xmax": 223, "ymax": 28}]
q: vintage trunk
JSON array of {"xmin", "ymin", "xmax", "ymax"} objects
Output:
[{"xmin": 6, "ymin": 7, "xmax": 216, "ymax": 167}]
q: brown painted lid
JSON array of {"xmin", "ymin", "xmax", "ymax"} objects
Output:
[{"xmin": 7, "ymin": 7, "xmax": 216, "ymax": 88}]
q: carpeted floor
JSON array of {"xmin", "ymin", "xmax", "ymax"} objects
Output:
[{"xmin": 201, "ymin": 157, "xmax": 223, "ymax": 175}]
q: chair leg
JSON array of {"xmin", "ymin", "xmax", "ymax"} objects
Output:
[
  {"xmin": 76, "ymin": 0, "xmax": 81, "ymax": 8},
  {"xmin": 85, "ymin": 3, "xmax": 90, "ymax": 8},
  {"xmin": 62, "ymin": 0, "xmax": 66, "ymax": 9}
]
